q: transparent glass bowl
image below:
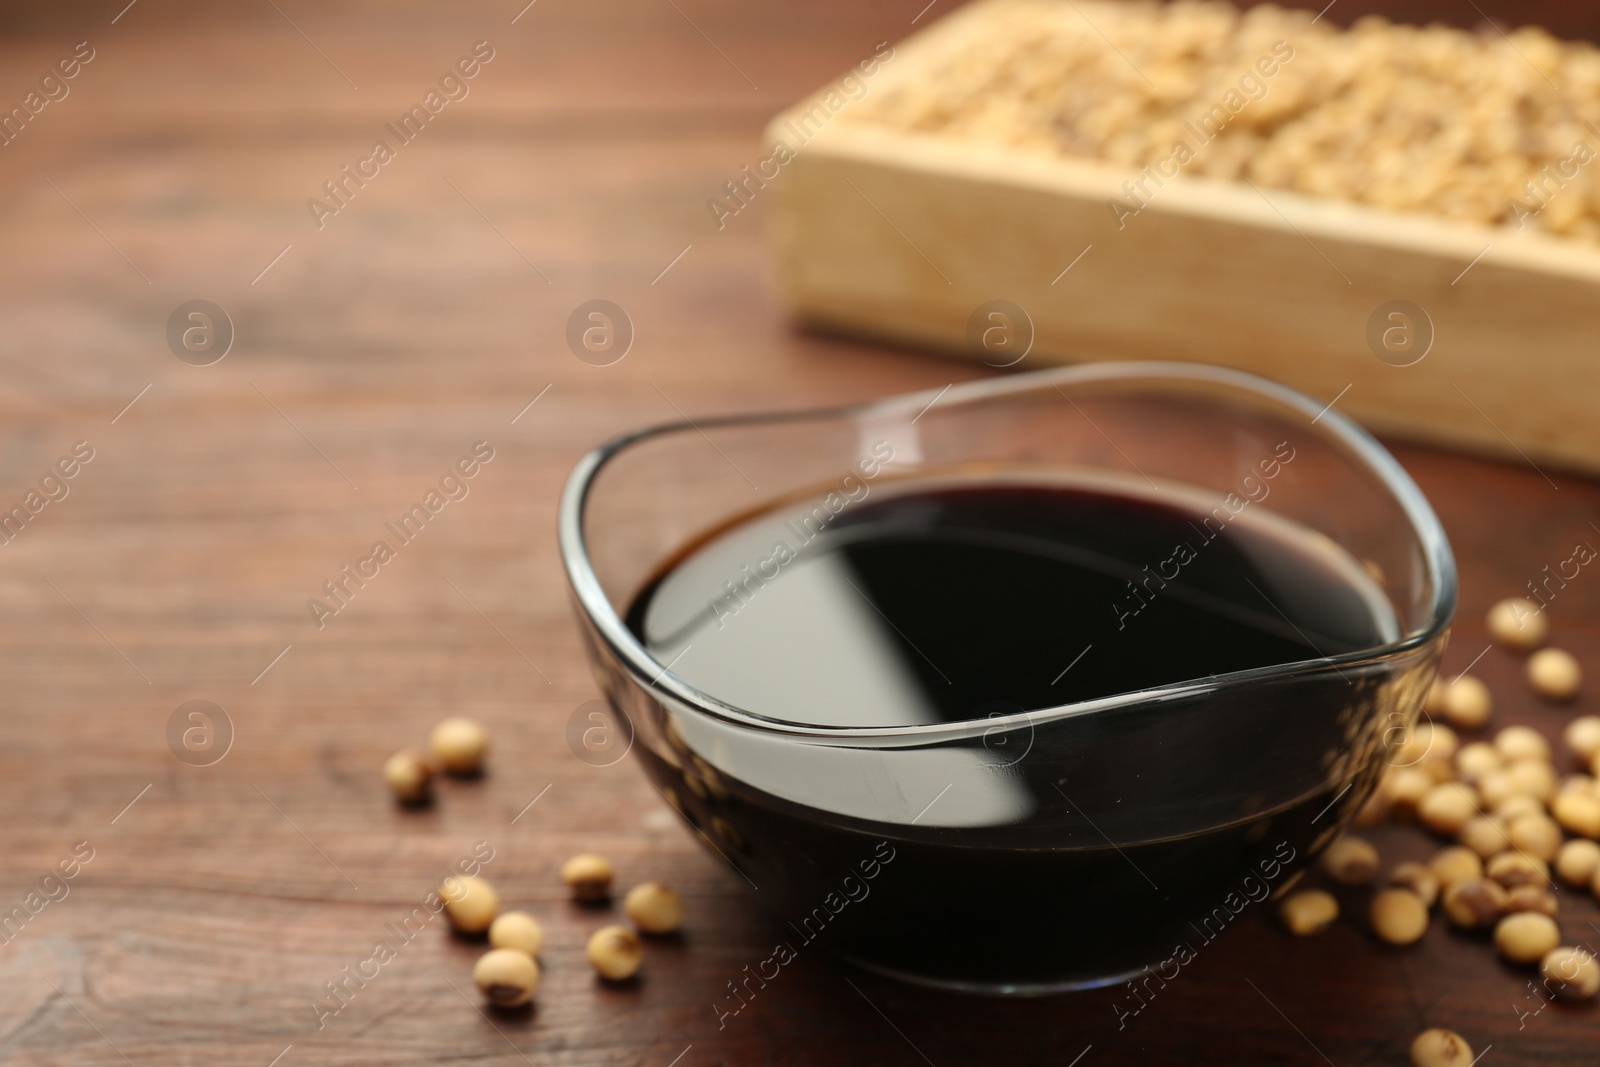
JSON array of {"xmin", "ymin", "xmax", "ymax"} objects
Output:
[{"xmin": 558, "ymin": 363, "xmax": 1455, "ymax": 994}]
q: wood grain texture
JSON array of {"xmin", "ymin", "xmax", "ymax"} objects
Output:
[{"xmin": 0, "ymin": 2, "xmax": 1597, "ymax": 1065}]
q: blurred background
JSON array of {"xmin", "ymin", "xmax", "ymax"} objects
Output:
[{"xmin": 2, "ymin": 2, "xmax": 1599, "ymax": 1065}]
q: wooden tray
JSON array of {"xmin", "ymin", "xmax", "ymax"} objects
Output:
[{"xmin": 764, "ymin": 0, "xmax": 1600, "ymax": 475}]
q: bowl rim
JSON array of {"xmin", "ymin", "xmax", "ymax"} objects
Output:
[{"xmin": 557, "ymin": 361, "xmax": 1457, "ymax": 743}]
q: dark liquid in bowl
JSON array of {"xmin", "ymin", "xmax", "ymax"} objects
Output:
[{"xmin": 626, "ymin": 480, "xmax": 1395, "ymax": 989}]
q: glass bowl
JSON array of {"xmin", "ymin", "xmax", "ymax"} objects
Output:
[{"xmin": 558, "ymin": 362, "xmax": 1455, "ymax": 994}]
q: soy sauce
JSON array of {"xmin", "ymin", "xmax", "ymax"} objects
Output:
[{"xmin": 625, "ymin": 477, "xmax": 1398, "ymax": 990}]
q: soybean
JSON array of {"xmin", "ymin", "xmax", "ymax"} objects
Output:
[
  {"xmin": 1370, "ymin": 888, "xmax": 1429, "ymax": 945},
  {"xmin": 1418, "ymin": 783, "xmax": 1479, "ymax": 836},
  {"xmin": 1505, "ymin": 759, "xmax": 1559, "ymax": 804},
  {"xmin": 1475, "ymin": 770, "xmax": 1517, "ymax": 810},
  {"xmin": 1496, "ymin": 726, "xmax": 1551, "ymax": 763},
  {"xmin": 441, "ymin": 875, "xmax": 499, "ymax": 934},
  {"xmin": 841, "ymin": 2, "xmax": 1600, "ymax": 242},
  {"xmin": 1541, "ymin": 946, "xmax": 1600, "ymax": 1000},
  {"xmin": 624, "ymin": 883, "xmax": 684, "ymax": 935},
  {"xmin": 1457, "ymin": 816, "xmax": 1509, "ymax": 859},
  {"xmin": 1441, "ymin": 677, "xmax": 1491, "ymax": 732},
  {"xmin": 1506, "ymin": 813, "xmax": 1563, "ymax": 861},
  {"xmin": 383, "ymin": 750, "xmax": 434, "ymax": 803},
  {"xmin": 429, "ymin": 717, "xmax": 489, "ymax": 775},
  {"xmin": 1487, "ymin": 598, "xmax": 1546, "ymax": 652},
  {"xmin": 1528, "ymin": 648, "xmax": 1581, "ymax": 702},
  {"xmin": 488, "ymin": 911, "xmax": 545, "ymax": 956},
  {"xmin": 586, "ymin": 925, "xmax": 644, "ymax": 980},
  {"xmin": 562, "ymin": 853, "xmax": 615, "ymax": 902},
  {"xmin": 1387, "ymin": 862, "xmax": 1441, "ymax": 908},
  {"xmin": 1494, "ymin": 794, "xmax": 1545, "ymax": 823},
  {"xmin": 1320, "ymin": 836, "xmax": 1379, "ymax": 884},
  {"xmin": 1428, "ymin": 846, "xmax": 1484, "ymax": 889},
  {"xmin": 1441, "ymin": 879, "xmax": 1507, "ymax": 928},
  {"xmin": 1454, "ymin": 742, "xmax": 1501, "ymax": 783},
  {"xmin": 1559, "ymin": 773, "xmax": 1596, "ymax": 796},
  {"xmin": 1495, "ymin": 911, "xmax": 1560, "ymax": 963},
  {"xmin": 1565, "ymin": 715, "xmax": 1600, "ymax": 763},
  {"xmin": 1399, "ymin": 723, "xmax": 1458, "ymax": 768},
  {"xmin": 1277, "ymin": 889, "xmax": 1338, "ymax": 936},
  {"xmin": 1555, "ymin": 838, "xmax": 1600, "ymax": 887},
  {"xmin": 1386, "ymin": 769, "xmax": 1433, "ymax": 816},
  {"xmin": 1487, "ymin": 851, "xmax": 1549, "ymax": 889},
  {"xmin": 1504, "ymin": 885, "xmax": 1558, "ymax": 917},
  {"xmin": 1410, "ymin": 1029, "xmax": 1473, "ymax": 1067},
  {"xmin": 473, "ymin": 947, "xmax": 539, "ymax": 1006},
  {"xmin": 1553, "ymin": 790, "xmax": 1600, "ymax": 839}
]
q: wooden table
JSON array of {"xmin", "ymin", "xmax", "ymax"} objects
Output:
[{"xmin": 2, "ymin": 1, "xmax": 1598, "ymax": 1064}]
